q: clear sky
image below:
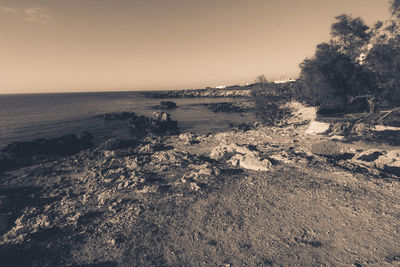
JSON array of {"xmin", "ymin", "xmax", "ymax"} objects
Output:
[{"xmin": 0, "ymin": 0, "xmax": 391, "ymax": 94}]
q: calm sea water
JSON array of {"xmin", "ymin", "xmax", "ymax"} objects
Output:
[{"xmin": 0, "ymin": 91, "xmax": 255, "ymax": 148}]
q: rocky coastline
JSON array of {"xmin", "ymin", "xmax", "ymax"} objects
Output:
[
  {"xmin": 144, "ymin": 87, "xmax": 252, "ymax": 98},
  {"xmin": 1, "ymin": 102, "xmax": 400, "ymax": 266}
]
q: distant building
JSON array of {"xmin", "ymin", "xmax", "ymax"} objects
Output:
[
  {"xmin": 215, "ymin": 85, "xmax": 226, "ymax": 89},
  {"xmin": 273, "ymin": 78, "xmax": 296, "ymax": 84}
]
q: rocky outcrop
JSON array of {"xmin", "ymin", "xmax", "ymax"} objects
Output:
[{"xmin": 129, "ymin": 112, "xmax": 179, "ymax": 135}]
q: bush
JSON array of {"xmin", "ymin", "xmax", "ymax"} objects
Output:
[{"xmin": 252, "ymin": 82, "xmax": 293, "ymax": 126}]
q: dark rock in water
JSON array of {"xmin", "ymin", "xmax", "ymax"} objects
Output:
[
  {"xmin": 0, "ymin": 132, "xmax": 94, "ymax": 172},
  {"xmin": 202, "ymin": 102, "xmax": 251, "ymax": 113},
  {"xmin": 157, "ymin": 101, "xmax": 177, "ymax": 109},
  {"xmin": 96, "ymin": 112, "xmax": 136, "ymax": 121},
  {"xmin": 129, "ymin": 112, "xmax": 179, "ymax": 135}
]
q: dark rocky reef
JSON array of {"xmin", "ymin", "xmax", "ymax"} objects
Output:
[
  {"xmin": 154, "ymin": 101, "xmax": 177, "ymax": 109},
  {"xmin": 0, "ymin": 132, "xmax": 94, "ymax": 172},
  {"xmin": 95, "ymin": 112, "xmax": 136, "ymax": 121},
  {"xmin": 202, "ymin": 102, "xmax": 254, "ymax": 113},
  {"xmin": 129, "ymin": 112, "xmax": 179, "ymax": 135}
]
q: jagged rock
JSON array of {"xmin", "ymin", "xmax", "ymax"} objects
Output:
[
  {"xmin": 129, "ymin": 112, "xmax": 179, "ymax": 135},
  {"xmin": 228, "ymin": 154, "xmax": 272, "ymax": 171},
  {"xmin": 374, "ymin": 150, "xmax": 400, "ymax": 175},
  {"xmin": 210, "ymin": 142, "xmax": 271, "ymax": 171},
  {"xmin": 210, "ymin": 143, "xmax": 255, "ymax": 160}
]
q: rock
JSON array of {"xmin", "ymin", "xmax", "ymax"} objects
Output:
[
  {"xmin": 351, "ymin": 123, "xmax": 369, "ymax": 135},
  {"xmin": 374, "ymin": 150, "xmax": 400, "ymax": 175},
  {"xmin": 190, "ymin": 182, "xmax": 201, "ymax": 191},
  {"xmin": 330, "ymin": 135, "xmax": 345, "ymax": 140},
  {"xmin": 228, "ymin": 154, "xmax": 272, "ymax": 171},
  {"xmin": 210, "ymin": 143, "xmax": 255, "ymax": 160},
  {"xmin": 310, "ymin": 141, "xmax": 354, "ymax": 160},
  {"xmin": 157, "ymin": 101, "xmax": 177, "ymax": 109},
  {"xmin": 0, "ymin": 132, "xmax": 94, "ymax": 172},
  {"xmin": 99, "ymin": 138, "xmax": 138, "ymax": 151},
  {"xmin": 356, "ymin": 149, "xmax": 385, "ymax": 162},
  {"xmin": 329, "ymin": 122, "xmax": 352, "ymax": 136},
  {"xmin": 96, "ymin": 112, "xmax": 136, "ymax": 121},
  {"xmin": 178, "ymin": 132, "xmax": 199, "ymax": 145},
  {"xmin": 202, "ymin": 102, "xmax": 253, "ymax": 113},
  {"xmin": 305, "ymin": 121, "xmax": 330, "ymax": 135},
  {"xmin": 129, "ymin": 112, "xmax": 179, "ymax": 135}
]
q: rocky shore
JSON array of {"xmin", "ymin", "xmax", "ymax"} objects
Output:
[
  {"xmin": 144, "ymin": 87, "xmax": 252, "ymax": 98},
  {"xmin": 1, "ymin": 103, "xmax": 400, "ymax": 266}
]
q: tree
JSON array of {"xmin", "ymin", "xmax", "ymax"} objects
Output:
[
  {"xmin": 330, "ymin": 14, "xmax": 371, "ymax": 61},
  {"xmin": 254, "ymin": 74, "xmax": 268, "ymax": 87},
  {"xmin": 299, "ymin": 43, "xmax": 373, "ymax": 111},
  {"xmin": 390, "ymin": 0, "xmax": 400, "ymax": 18},
  {"xmin": 365, "ymin": 41, "xmax": 400, "ymax": 105}
]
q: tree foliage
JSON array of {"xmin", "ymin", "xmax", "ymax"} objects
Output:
[
  {"xmin": 299, "ymin": 1, "xmax": 400, "ymax": 110},
  {"xmin": 330, "ymin": 14, "xmax": 371, "ymax": 61}
]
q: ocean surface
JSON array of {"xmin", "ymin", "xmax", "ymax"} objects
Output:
[{"xmin": 0, "ymin": 91, "xmax": 255, "ymax": 148}]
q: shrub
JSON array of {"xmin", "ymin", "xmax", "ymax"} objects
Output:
[{"xmin": 251, "ymin": 81, "xmax": 293, "ymax": 126}]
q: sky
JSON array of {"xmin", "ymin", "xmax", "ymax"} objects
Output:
[{"xmin": 0, "ymin": 0, "xmax": 392, "ymax": 94}]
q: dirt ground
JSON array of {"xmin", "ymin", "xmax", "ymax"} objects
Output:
[{"xmin": 1, "ymin": 108, "xmax": 400, "ymax": 266}]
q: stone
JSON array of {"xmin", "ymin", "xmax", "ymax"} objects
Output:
[
  {"xmin": 158, "ymin": 101, "xmax": 177, "ymax": 109},
  {"xmin": 96, "ymin": 112, "xmax": 136, "ymax": 121},
  {"xmin": 311, "ymin": 141, "xmax": 354, "ymax": 160},
  {"xmin": 228, "ymin": 154, "xmax": 272, "ymax": 171},
  {"xmin": 129, "ymin": 112, "xmax": 179, "ymax": 135},
  {"xmin": 356, "ymin": 149, "xmax": 385, "ymax": 162},
  {"xmin": 99, "ymin": 138, "xmax": 138, "ymax": 151},
  {"xmin": 305, "ymin": 121, "xmax": 330, "ymax": 135},
  {"xmin": 375, "ymin": 150, "xmax": 400, "ymax": 175},
  {"xmin": 190, "ymin": 182, "xmax": 201, "ymax": 191}
]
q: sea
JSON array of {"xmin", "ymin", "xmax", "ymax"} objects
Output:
[{"xmin": 0, "ymin": 91, "xmax": 255, "ymax": 149}]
